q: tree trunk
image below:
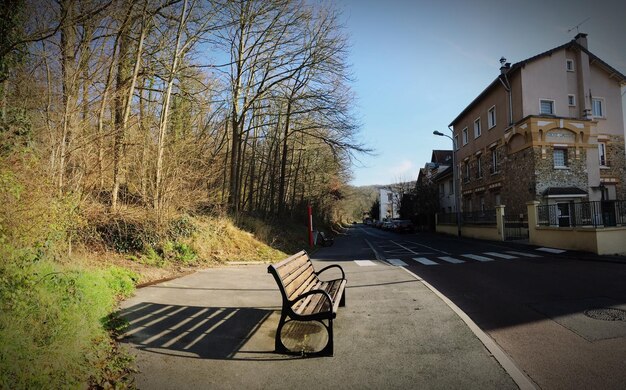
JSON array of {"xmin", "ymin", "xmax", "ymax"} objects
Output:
[
  {"xmin": 155, "ymin": 0, "xmax": 187, "ymax": 219},
  {"xmin": 58, "ymin": 0, "xmax": 77, "ymax": 195}
]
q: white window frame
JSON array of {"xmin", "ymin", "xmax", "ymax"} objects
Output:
[
  {"xmin": 592, "ymin": 97, "xmax": 605, "ymax": 118},
  {"xmin": 487, "ymin": 106, "xmax": 496, "ymax": 129},
  {"xmin": 553, "ymin": 147, "xmax": 568, "ymax": 168},
  {"xmin": 454, "ymin": 135, "xmax": 459, "ymax": 150},
  {"xmin": 490, "ymin": 148, "xmax": 498, "ymax": 174},
  {"xmin": 464, "ymin": 162, "xmax": 470, "ymax": 182},
  {"xmin": 540, "ymin": 99, "xmax": 555, "ymax": 115},
  {"xmin": 474, "ymin": 118, "xmax": 481, "ymax": 138},
  {"xmin": 567, "ymin": 94, "xmax": 576, "ymax": 106},
  {"xmin": 598, "ymin": 142, "xmax": 607, "ymax": 166},
  {"xmin": 566, "ymin": 59, "xmax": 575, "ymax": 72},
  {"xmin": 462, "ymin": 127, "xmax": 468, "ymax": 145}
]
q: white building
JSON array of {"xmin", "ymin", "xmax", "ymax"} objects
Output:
[{"xmin": 379, "ymin": 188, "xmax": 399, "ymax": 220}]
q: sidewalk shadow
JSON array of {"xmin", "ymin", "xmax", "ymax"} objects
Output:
[{"xmin": 119, "ymin": 302, "xmax": 287, "ymax": 361}]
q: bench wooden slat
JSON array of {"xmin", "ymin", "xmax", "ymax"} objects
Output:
[
  {"xmin": 283, "ymin": 262, "xmax": 314, "ymax": 297},
  {"xmin": 288, "ymin": 273, "xmax": 318, "ymax": 302},
  {"xmin": 274, "ymin": 252, "xmax": 309, "ymax": 278},
  {"xmin": 292, "ymin": 281, "xmax": 322, "ymax": 314}
]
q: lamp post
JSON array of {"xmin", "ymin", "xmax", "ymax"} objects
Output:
[{"xmin": 433, "ymin": 130, "xmax": 461, "ymax": 237}]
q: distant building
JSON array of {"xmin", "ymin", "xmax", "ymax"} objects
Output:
[
  {"xmin": 418, "ymin": 150, "xmax": 455, "ymax": 214},
  {"xmin": 449, "ymin": 33, "xmax": 626, "ymax": 215},
  {"xmin": 379, "ymin": 188, "xmax": 399, "ymax": 220}
]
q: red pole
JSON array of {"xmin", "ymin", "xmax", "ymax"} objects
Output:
[{"xmin": 307, "ymin": 204, "xmax": 314, "ymax": 248}]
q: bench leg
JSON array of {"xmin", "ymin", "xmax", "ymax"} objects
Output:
[
  {"xmin": 339, "ymin": 290, "xmax": 346, "ymax": 307},
  {"xmin": 318, "ymin": 318, "xmax": 334, "ymax": 356},
  {"xmin": 274, "ymin": 311, "xmax": 289, "ymax": 354}
]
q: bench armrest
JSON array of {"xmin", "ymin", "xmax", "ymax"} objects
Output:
[{"xmin": 315, "ymin": 264, "xmax": 345, "ymax": 280}]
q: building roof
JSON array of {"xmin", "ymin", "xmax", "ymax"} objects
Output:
[
  {"xmin": 542, "ymin": 187, "xmax": 588, "ymax": 197},
  {"xmin": 431, "ymin": 150, "xmax": 453, "ymax": 165},
  {"xmin": 431, "ymin": 165, "xmax": 452, "ymax": 183},
  {"xmin": 449, "ymin": 36, "xmax": 626, "ymax": 127}
]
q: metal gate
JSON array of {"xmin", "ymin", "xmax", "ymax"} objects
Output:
[{"xmin": 504, "ymin": 214, "xmax": 529, "ymax": 240}]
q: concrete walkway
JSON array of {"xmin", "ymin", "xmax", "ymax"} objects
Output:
[{"xmin": 119, "ymin": 233, "xmax": 518, "ymax": 389}]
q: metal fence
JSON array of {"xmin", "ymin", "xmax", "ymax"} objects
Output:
[
  {"xmin": 462, "ymin": 209, "xmax": 496, "ymax": 225},
  {"xmin": 537, "ymin": 200, "xmax": 626, "ymax": 228}
]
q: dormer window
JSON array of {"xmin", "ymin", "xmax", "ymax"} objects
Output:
[{"xmin": 566, "ymin": 59, "xmax": 575, "ymax": 72}]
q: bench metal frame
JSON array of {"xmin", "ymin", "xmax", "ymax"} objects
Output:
[{"xmin": 268, "ymin": 251, "xmax": 346, "ymax": 356}]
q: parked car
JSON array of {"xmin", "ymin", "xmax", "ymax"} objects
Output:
[
  {"xmin": 393, "ymin": 219, "xmax": 415, "ymax": 233},
  {"xmin": 382, "ymin": 221, "xmax": 395, "ymax": 230}
]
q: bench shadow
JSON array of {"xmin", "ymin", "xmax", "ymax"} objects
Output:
[{"xmin": 119, "ymin": 302, "xmax": 296, "ymax": 361}]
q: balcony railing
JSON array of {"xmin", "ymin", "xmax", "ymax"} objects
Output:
[{"xmin": 537, "ymin": 200, "xmax": 626, "ymax": 228}]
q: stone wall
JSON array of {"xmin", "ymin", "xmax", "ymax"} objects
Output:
[
  {"xmin": 602, "ymin": 135, "xmax": 626, "ymax": 199},
  {"xmin": 534, "ymin": 146, "xmax": 588, "ymax": 196},
  {"xmin": 502, "ymin": 146, "xmax": 536, "ymax": 215}
]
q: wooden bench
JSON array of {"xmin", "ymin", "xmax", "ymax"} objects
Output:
[
  {"xmin": 267, "ymin": 250, "xmax": 346, "ymax": 356},
  {"xmin": 317, "ymin": 231, "xmax": 334, "ymax": 247}
]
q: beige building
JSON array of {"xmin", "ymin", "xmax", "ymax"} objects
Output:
[{"xmin": 450, "ymin": 33, "xmax": 626, "ymax": 216}]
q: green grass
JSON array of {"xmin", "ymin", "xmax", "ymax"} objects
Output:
[{"xmin": 0, "ymin": 243, "xmax": 138, "ymax": 389}]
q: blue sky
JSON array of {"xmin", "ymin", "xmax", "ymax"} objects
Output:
[{"xmin": 338, "ymin": 0, "xmax": 626, "ymax": 186}]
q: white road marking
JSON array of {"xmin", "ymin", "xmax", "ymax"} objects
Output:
[
  {"xmin": 387, "ymin": 258, "xmax": 408, "ymax": 267},
  {"xmin": 412, "ymin": 257, "xmax": 439, "ymax": 265},
  {"xmin": 505, "ymin": 251, "xmax": 541, "ymax": 258},
  {"xmin": 537, "ymin": 247, "xmax": 566, "ymax": 254},
  {"xmin": 462, "ymin": 254, "xmax": 494, "ymax": 262},
  {"xmin": 354, "ymin": 260, "xmax": 377, "ymax": 266},
  {"xmin": 484, "ymin": 252, "xmax": 518, "ymax": 259},
  {"xmin": 438, "ymin": 256, "xmax": 465, "ymax": 264},
  {"xmin": 391, "ymin": 240, "xmax": 450, "ymax": 255}
]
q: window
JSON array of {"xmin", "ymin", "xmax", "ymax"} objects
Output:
[
  {"xmin": 462, "ymin": 128, "xmax": 468, "ymax": 145},
  {"xmin": 487, "ymin": 106, "xmax": 496, "ymax": 129},
  {"xmin": 490, "ymin": 148, "xmax": 499, "ymax": 174},
  {"xmin": 476, "ymin": 155, "xmax": 482, "ymax": 178},
  {"xmin": 592, "ymin": 98, "xmax": 604, "ymax": 118},
  {"xmin": 568, "ymin": 95, "xmax": 576, "ymax": 106},
  {"xmin": 566, "ymin": 59, "xmax": 575, "ymax": 72},
  {"xmin": 480, "ymin": 196, "xmax": 485, "ymax": 212},
  {"xmin": 540, "ymin": 99, "xmax": 554, "ymax": 115},
  {"xmin": 464, "ymin": 163, "xmax": 470, "ymax": 182},
  {"xmin": 454, "ymin": 135, "xmax": 459, "ymax": 150},
  {"xmin": 599, "ymin": 142, "xmax": 607, "ymax": 166},
  {"xmin": 387, "ymin": 193, "xmax": 393, "ymax": 202},
  {"xmin": 553, "ymin": 148, "xmax": 568, "ymax": 168},
  {"xmin": 474, "ymin": 118, "xmax": 481, "ymax": 138}
]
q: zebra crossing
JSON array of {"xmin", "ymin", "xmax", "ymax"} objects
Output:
[
  {"xmin": 383, "ymin": 250, "xmax": 545, "ymax": 267},
  {"xmin": 361, "ymin": 238, "xmax": 563, "ymax": 267}
]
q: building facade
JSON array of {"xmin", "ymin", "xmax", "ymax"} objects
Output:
[
  {"xmin": 450, "ymin": 34, "xmax": 626, "ymax": 216},
  {"xmin": 379, "ymin": 188, "xmax": 399, "ymax": 220}
]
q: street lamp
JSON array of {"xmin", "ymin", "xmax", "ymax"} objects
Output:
[{"xmin": 433, "ymin": 130, "xmax": 461, "ymax": 237}]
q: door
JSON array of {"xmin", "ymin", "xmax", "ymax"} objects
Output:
[{"xmin": 557, "ymin": 202, "xmax": 571, "ymax": 227}]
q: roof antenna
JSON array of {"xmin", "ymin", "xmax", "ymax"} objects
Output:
[{"xmin": 568, "ymin": 17, "xmax": 590, "ymax": 35}]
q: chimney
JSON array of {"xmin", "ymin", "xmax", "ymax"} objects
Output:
[
  {"xmin": 499, "ymin": 57, "xmax": 510, "ymax": 74},
  {"xmin": 575, "ymin": 32, "xmax": 588, "ymax": 49}
]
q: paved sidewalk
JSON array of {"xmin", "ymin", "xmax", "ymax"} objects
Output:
[{"xmin": 119, "ymin": 234, "xmax": 518, "ymax": 389}]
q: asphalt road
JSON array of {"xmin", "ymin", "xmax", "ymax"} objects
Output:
[{"xmin": 360, "ymin": 225, "xmax": 626, "ymax": 390}]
